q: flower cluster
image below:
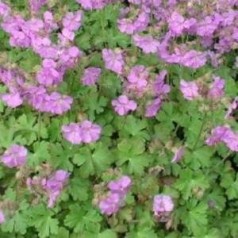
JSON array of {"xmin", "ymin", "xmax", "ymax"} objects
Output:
[
  {"xmin": 98, "ymin": 176, "xmax": 132, "ymax": 215},
  {"xmin": 117, "ymin": 0, "xmax": 238, "ymax": 69},
  {"xmin": 180, "ymin": 75, "xmax": 225, "ymax": 101},
  {"xmin": 0, "ymin": 2, "xmax": 82, "ymax": 114},
  {"xmin": 102, "ymin": 50, "xmax": 171, "ymax": 117},
  {"xmin": 62, "ymin": 120, "xmax": 102, "ymax": 144},
  {"xmin": 0, "ymin": 69, "xmax": 74, "ymax": 114}
]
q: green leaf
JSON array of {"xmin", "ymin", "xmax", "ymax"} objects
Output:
[
  {"xmin": 30, "ymin": 205, "xmax": 59, "ymax": 238},
  {"xmin": 98, "ymin": 230, "xmax": 117, "ymax": 238},
  {"xmin": 184, "ymin": 202, "xmax": 208, "ymax": 236},
  {"xmin": 65, "ymin": 205, "xmax": 102, "ymax": 233},
  {"xmin": 2, "ymin": 212, "xmax": 28, "ymax": 235}
]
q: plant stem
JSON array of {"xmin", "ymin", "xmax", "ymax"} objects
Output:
[{"xmin": 192, "ymin": 112, "xmax": 207, "ymax": 150}]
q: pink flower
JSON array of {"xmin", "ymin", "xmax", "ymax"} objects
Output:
[
  {"xmin": 206, "ymin": 126, "xmax": 238, "ymax": 152},
  {"xmin": 28, "ymin": 0, "xmax": 47, "ymax": 13},
  {"xmin": 62, "ymin": 120, "xmax": 102, "ymax": 144},
  {"xmin": 180, "ymin": 50, "xmax": 207, "ymax": 69},
  {"xmin": 61, "ymin": 123, "xmax": 83, "ymax": 144},
  {"xmin": 1, "ymin": 145, "xmax": 27, "ymax": 168},
  {"xmin": 81, "ymin": 67, "xmax": 101, "ymax": 86},
  {"xmin": 207, "ymin": 75, "xmax": 225, "ymax": 99},
  {"xmin": 62, "ymin": 11, "xmax": 83, "ymax": 32},
  {"xmin": 98, "ymin": 175, "xmax": 132, "ymax": 216},
  {"xmin": 0, "ymin": 2, "xmax": 10, "ymax": 19},
  {"xmin": 76, "ymin": 0, "xmax": 108, "ymax": 10},
  {"xmin": 36, "ymin": 59, "xmax": 63, "ymax": 86},
  {"xmin": 180, "ymin": 80, "xmax": 200, "ymax": 100},
  {"xmin": 133, "ymin": 34, "xmax": 160, "ymax": 54},
  {"xmin": 99, "ymin": 193, "xmax": 121, "ymax": 215},
  {"xmin": 153, "ymin": 194, "xmax": 174, "ymax": 215},
  {"xmin": 145, "ymin": 98, "xmax": 162, "ymax": 118},
  {"xmin": 1, "ymin": 92, "xmax": 23, "ymax": 108},
  {"xmin": 153, "ymin": 70, "xmax": 170, "ymax": 96},
  {"xmin": 80, "ymin": 120, "xmax": 102, "ymax": 143},
  {"xmin": 44, "ymin": 92, "xmax": 73, "ymax": 115},
  {"xmin": 108, "ymin": 176, "xmax": 132, "ymax": 196},
  {"xmin": 102, "ymin": 49, "xmax": 125, "ymax": 75},
  {"xmin": 42, "ymin": 170, "xmax": 70, "ymax": 208},
  {"xmin": 61, "ymin": 28, "xmax": 75, "ymax": 41},
  {"xmin": 171, "ymin": 147, "xmax": 184, "ymax": 163},
  {"xmin": 112, "ymin": 95, "xmax": 137, "ymax": 116},
  {"xmin": 126, "ymin": 65, "xmax": 149, "ymax": 95},
  {"xmin": 0, "ymin": 210, "xmax": 5, "ymax": 224},
  {"xmin": 168, "ymin": 12, "xmax": 196, "ymax": 37}
]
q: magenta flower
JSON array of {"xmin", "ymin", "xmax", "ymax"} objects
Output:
[
  {"xmin": 0, "ymin": 2, "xmax": 10, "ymax": 19},
  {"xmin": 153, "ymin": 70, "xmax": 170, "ymax": 97},
  {"xmin": 171, "ymin": 147, "xmax": 185, "ymax": 163},
  {"xmin": 36, "ymin": 59, "xmax": 63, "ymax": 86},
  {"xmin": 76, "ymin": 0, "xmax": 108, "ymax": 10},
  {"xmin": 153, "ymin": 194, "xmax": 174, "ymax": 215},
  {"xmin": 1, "ymin": 145, "xmax": 27, "ymax": 168},
  {"xmin": 62, "ymin": 120, "xmax": 102, "ymax": 144},
  {"xmin": 126, "ymin": 65, "xmax": 149, "ymax": 95},
  {"xmin": 179, "ymin": 50, "xmax": 207, "ymax": 69},
  {"xmin": 44, "ymin": 92, "xmax": 73, "ymax": 115},
  {"xmin": 0, "ymin": 210, "xmax": 5, "ymax": 224},
  {"xmin": 112, "ymin": 95, "xmax": 137, "ymax": 116},
  {"xmin": 61, "ymin": 123, "xmax": 83, "ymax": 145},
  {"xmin": 42, "ymin": 170, "xmax": 70, "ymax": 208},
  {"xmin": 133, "ymin": 34, "xmax": 160, "ymax": 54},
  {"xmin": 99, "ymin": 193, "xmax": 121, "ymax": 215},
  {"xmin": 102, "ymin": 49, "xmax": 125, "ymax": 75},
  {"xmin": 62, "ymin": 11, "xmax": 83, "ymax": 32},
  {"xmin": 206, "ymin": 126, "xmax": 238, "ymax": 152},
  {"xmin": 180, "ymin": 80, "xmax": 200, "ymax": 100},
  {"xmin": 81, "ymin": 67, "xmax": 101, "ymax": 86},
  {"xmin": 108, "ymin": 176, "xmax": 132, "ymax": 196},
  {"xmin": 1, "ymin": 92, "xmax": 23, "ymax": 108},
  {"xmin": 80, "ymin": 120, "xmax": 102, "ymax": 143},
  {"xmin": 58, "ymin": 46, "xmax": 82, "ymax": 69},
  {"xmin": 98, "ymin": 175, "xmax": 132, "ymax": 216},
  {"xmin": 127, "ymin": 65, "xmax": 149, "ymax": 84},
  {"xmin": 133, "ymin": 11, "xmax": 150, "ymax": 32},
  {"xmin": 206, "ymin": 126, "xmax": 231, "ymax": 146},
  {"xmin": 28, "ymin": 0, "xmax": 47, "ymax": 13},
  {"xmin": 168, "ymin": 12, "xmax": 196, "ymax": 37},
  {"xmin": 118, "ymin": 18, "xmax": 136, "ymax": 35},
  {"xmin": 118, "ymin": 11, "xmax": 149, "ymax": 35},
  {"xmin": 60, "ymin": 28, "xmax": 75, "ymax": 42},
  {"xmin": 207, "ymin": 75, "xmax": 225, "ymax": 99},
  {"xmin": 43, "ymin": 11, "xmax": 58, "ymax": 32},
  {"xmin": 145, "ymin": 98, "xmax": 162, "ymax": 118},
  {"xmin": 27, "ymin": 88, "xmax": 73, "ymax": 115}
]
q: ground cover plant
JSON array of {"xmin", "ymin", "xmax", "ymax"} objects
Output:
[{"xmin": 0, "ymin": 0, "xmax": 237, "ymax": 237}]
